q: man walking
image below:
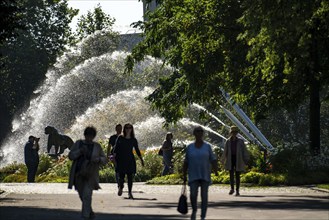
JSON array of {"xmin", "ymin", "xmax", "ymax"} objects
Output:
[{"xmin": 107, "ymin": 124, "xmax": 122, "ymax": 186}]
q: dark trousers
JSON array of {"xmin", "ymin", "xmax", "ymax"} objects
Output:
[
  {"xmin": 26, "ymin": 162, "xmax": 38, "ymax": 183},
  {"xmin": 118, "ymin": 172, "xmax": 133, "ymax": 193},
  {"xmin": 230, "ymin": 155, "xmax": 240, "ymax": 191}
]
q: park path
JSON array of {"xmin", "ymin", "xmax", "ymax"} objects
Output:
[{"xmin": 0, "ymin": 183, "xmax": 328, "ymax": 220}]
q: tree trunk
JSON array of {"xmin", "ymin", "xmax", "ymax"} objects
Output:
[
  {"xmin": 309, "ymin": 30, "xmax": 321, "ymax": 155},
  {"xmin": 309, "ymin": 76, "xmax": 320, "ymax": 155}
]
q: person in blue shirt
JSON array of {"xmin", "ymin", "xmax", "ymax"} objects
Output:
[
  {"xmin": 24, "ymin": 136, "xmax": 39, "ymax": 182},
  {"xmin": 183, "ymin": 127, "xmax": 218, "ymax": 220}
]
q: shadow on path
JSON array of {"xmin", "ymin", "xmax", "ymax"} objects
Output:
[
  {"xmin": 0, "ymin": 206, "xmax": 184, "ymax": 220},
  {"xmin": 208, "ymin": 198, "xmax": 329, "ymax": 211}
]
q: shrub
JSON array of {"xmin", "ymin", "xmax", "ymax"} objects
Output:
[
  {"xmin": 146, "ymin": 174, "xmax": 183, "ymax": 185},
  {"xmin": 37, "ymin": 174, "xmax": 68, "ymax": 183},
  {"xmin": 135, "ymin": 168, "xmax": 152, "ymax": 182},
  {"xmin": 259, "ymin": 174, "xmax": 286, "ymax": 186},
  {"xmin": 269, "ymin": 145, "xmax": 308, "ymax": 174},
  {"xmin": 139, "ymin": 149, "xmax": 163, "ymax": 178},
  {"xmin": 172, "ymin": 142, "xmax": 187, "ymax": 174},
  {"xmin": 212, "ymin": 171, "xmax": 230, "ymax": 184},
  {"xmin": 99, "ymin": 167, "xmax": 116, "ymax": 183},
  {"xmin": 3, "ymin": 173, "xmax": 26, "ymax": 183},
  {"xmin": 37, "ymin": 153, "xmax": 53, "ymax": 175},
  {"xmin": 0, "ymin": 162, "xmax": 26, "ymax": 182},
  {"xmin": 285, "ymin": 170, "xmax": 329, "ymax": 185},
  {"xmin": 241, "ymin": 171, "xmax": 263, "ymax": 184}
]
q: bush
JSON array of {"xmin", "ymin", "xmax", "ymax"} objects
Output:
[
  {"xmin": 241, "ymin": 171, "xmax": 263, "ymax": 184},
  {"xmin": 37, "ymin": 153, "xmax": 53, "ymax": 175},
  {"xmin": 172, "ymin": 142, "xmax": 187, "ymax": 174},
  {"xmin": 99, "ymin": 166, "xmax": 116, "ymax": 183},
  {"xmin": 269, "ymin": 145, "xmax": 308, "ymax": 174},
  {"xmin": 3, "ymin": 173, "xmax": 27, "ymax": 183},
  {"xmin": 212, "ymin": 171, "xmax": 230, "ymax": 184},
  {"xmin": 259, "ymin": 174, "xmax": 286, "ymax": 186},
  {"xmin": 135, "ymin": 168, "xmax": 152, "ymax": 182},
  {"xmin": 285, "ymin": 170, "xmax": 329, "ymax": 185},
  {"xmin": 37, "ymin": 174, "xmax": 68, "ymax": 183},
  {"xmin": 0, "ymin": 162, "xmax": 26, "ymax": 182},
  {"xmin": 139, "ymin": 149, "xmax": 163, "ymax": 178},
  {"xmin": 146, "ymin": 174, "xmax": 183, "ymax": 185}
]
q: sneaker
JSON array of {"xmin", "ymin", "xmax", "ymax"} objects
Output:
[
  {"xmin": 128, "ymin": 192, "xmax": 134, "ymax": 199},
  {"xmin": 235, "ymin": 191, "xmax": 240, "ymax": 196},
  {"xmin": 229, "ymin": 189, "xmax": 234, "ymax": 195},
  {"xmin": 118, "ymin": 187, "xmax": 123, "ymax": 196}
]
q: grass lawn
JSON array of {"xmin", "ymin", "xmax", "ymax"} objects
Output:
[{"xmin": 316, "ymin": 184, "xmax": 329, "ymax": 190}]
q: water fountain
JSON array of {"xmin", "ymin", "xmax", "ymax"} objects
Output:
[{"xmin": 0, "ymin": 30, "xmax": 224, "ymax": 167}]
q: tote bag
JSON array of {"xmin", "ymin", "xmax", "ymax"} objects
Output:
[{"xmin": 177, "ymin": 183, "xmax": 188, "ymax": 214}]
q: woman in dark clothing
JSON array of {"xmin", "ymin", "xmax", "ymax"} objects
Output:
[{"xmin": 113, "ymin": 123, "xmax": 144, "ymax": 199}]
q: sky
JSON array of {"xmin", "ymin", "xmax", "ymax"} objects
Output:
[{"xmin": 67, "ymin": 0, "xmax": 144, "ymax": 34}]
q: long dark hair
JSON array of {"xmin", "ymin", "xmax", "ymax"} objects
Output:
[{"xmin": 123, "ymin": 123, "xmax": 135, "ymax": 138}]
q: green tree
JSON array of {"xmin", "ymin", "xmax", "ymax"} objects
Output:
[
  {"xmin": 127, "ymin": 0, "xmax": 245, "ymax": 122},
  {"xmin": 0, "ymin": 0, "xmax": 23, "ymax": 44},
  {"xmin": 126, "ymin": 0, "xmax": 329, "ymax": 154},
  {"xmin": 237, "ymin": 0, "xmax": 329, "ymax": 154},
  {"xmin": 0, "ymin": 0, "xmax": 78, "ymax": 142},
  {"xmin": 75, "ymin": 4, "xmax": 116, "ymax": 40},
  {"xmin": 0, "ymin": 0, "xmax": 24, "ymax": 141}
]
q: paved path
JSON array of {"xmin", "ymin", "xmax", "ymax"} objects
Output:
[{"xmin": 0, "ymin": 183, "xmax": 328, "ymax": 220}]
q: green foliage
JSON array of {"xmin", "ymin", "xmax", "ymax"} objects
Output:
[
  {"xmin": 0, "ymin": 0, "xmax": 23, "ymax": 44},
  {"xmin": 146, "ymin": 174, "xmax": 183, "ymax": 185},
  {"xmin": 37, "ymin": 174, "xmax": 68, "ymax": 183},
  {"xmin": 258, "ymin": 174, "xmax": 286, "ymax": 186},
  {"xmin": 269, "ymin": 145, "xmax": 308, "ymax": 174},
  {"xmin": 172, "ymin": 143, "xmax": 187, "ymax": 174},
  {"xmin": 75, "ymin": 4, "xmax": 116, "ymax": 41},
  {"xmin": 37, "ymin": 153, "xmax": 53, "ymax": 175},
  {"xmin": 285, "ymin": 170, "xmax": 329, "ymax": 186},
  {"xmin": 241, "ymin": 171, "xmax": 263, "ymax": 184},
  {"xmin": 99, "ymin": 167, "xmax": 116, "ymax": 183},
  {"xmin": 0, "ymin": 0, "xmax": 78, "ymax": 142},
  {"xmin": 0, "ymin": 162, "xmax": 26, "ymax": 182},
  {"xmin": 1, "ymin": 140, "xmax": 327, "ymax": 186},
  {"xmin": 127, "ymin": 0, "xmax": 329, "ymax": 153},
  {"xmin": 317, "ymin": 184, "xmax": 329, "ymax": 190},
  {"xmin": 3, "ymin": 174, "xmax": 27, "ymax": 183},
  {"xmin": 139, "ymin": 149, "xmax": 163, "ymax": 178},
  {"xmin": 212, "ymin": 171, "xmax": 230, "ymax": 184}
]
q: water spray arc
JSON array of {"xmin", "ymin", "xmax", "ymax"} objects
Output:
[{"xmin": 192, "ymin": 103, "xmax": 248, "ymax": 143}]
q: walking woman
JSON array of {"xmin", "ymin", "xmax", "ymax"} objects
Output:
[
  {"xmin": 161, "ymin": 132, "xmax": 173, "ymax": 176},
  {"xmin": 113, "ymin": 123, "xmax": 144, "ymax": 199},
  {"xmin": 68, "ymin": 126, "xmax": 107, "ymax": 219},
  {"xmin": 222, "ymin": 126, "xmax": 249, "ymax": 196},
  {"xmin": 183, "ymin": 127, "xmax": 218, "ymax": 220}
]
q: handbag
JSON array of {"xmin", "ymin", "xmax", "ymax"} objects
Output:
[{"xmin": 177, "ymin": 183, "xmax": 188, "ymax": 214}]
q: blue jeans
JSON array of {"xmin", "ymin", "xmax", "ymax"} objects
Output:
[
  {"xmin": 189, "ymin": 180, "xmax": 209, "ymax": 219},
  {"xmin": 162, "ymin": 152, "xmax": 172, "ymax": 176}
]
